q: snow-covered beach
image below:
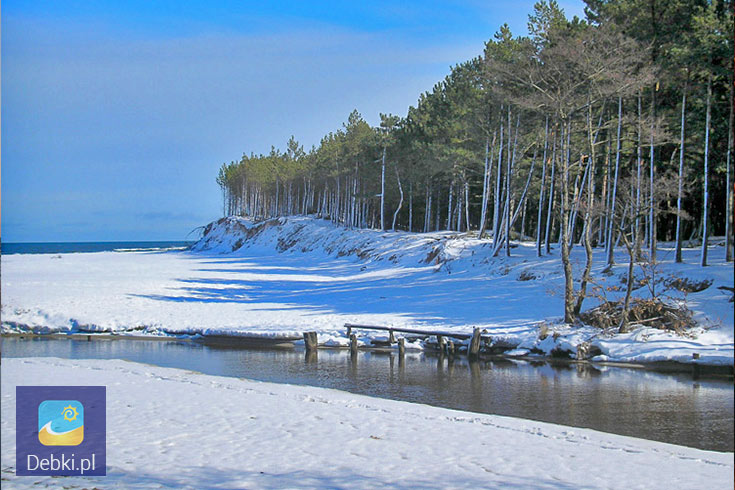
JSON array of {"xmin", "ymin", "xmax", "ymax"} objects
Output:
[
  {"xmin": 2, "ymin": 216, "xmax": 733, "ymax": 366},
  {"xmin": 1, "ymin": 357, "xmax": 732, "ymax": 489},
  {"xmin": 5, "ymin": 0, "xmax": 735, "ymax": 487},
  {"xmin": 2, "ymin": 218, "xmax": 733, "ymax": 488}
]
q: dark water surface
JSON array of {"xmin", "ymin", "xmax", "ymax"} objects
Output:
[
  {"xmin": 3, "ymin": 337, "xmax": 733, "ymax": 452},
  {"xmin": 1, "ymin": 241, "xmax": 192, "ymax": 255}
]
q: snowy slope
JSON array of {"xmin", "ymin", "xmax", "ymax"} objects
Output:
[
  {"xmin": 1, "ymin": 357, "xmax": 732, "ymax": 489},
  {"xmin": 195, "ymin": 216, "xmax": 734, "ymax": 364},
  {"xmin": 1, "ymin": 216, "xmax": 733, "ymax": 365}
]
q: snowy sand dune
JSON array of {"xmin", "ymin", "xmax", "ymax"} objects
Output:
[
  {"xmin": 1, "ymin": 216, "xmax": 733, "ymax": 364},
  {"xmin": 1, "ymin": 357, "xmax": 732, "ymax": 489}
]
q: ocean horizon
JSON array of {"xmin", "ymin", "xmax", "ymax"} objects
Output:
[{"xmin": 1, "ymin": 241, "xmax": 193, "ymax": 255}]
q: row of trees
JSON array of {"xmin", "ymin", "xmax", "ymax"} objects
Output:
[{"xmin": 217, "ymin": 0, "xmax": 733, "ymax": 326}]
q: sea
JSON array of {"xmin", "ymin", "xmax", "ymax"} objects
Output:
[{"xmin": 0, "ymin": 241, "xmax": 193, "ymax": 255}]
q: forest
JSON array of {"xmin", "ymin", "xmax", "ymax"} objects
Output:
[{"xmin": 216, "ymin": 0, "xmax": 734, "ymax": 324}]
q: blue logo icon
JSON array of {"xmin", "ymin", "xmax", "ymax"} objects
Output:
[{"xmin": 38, "ymin": 400, "xmax": 84, "ymax": 446}]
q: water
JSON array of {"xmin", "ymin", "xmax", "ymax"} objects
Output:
[
  {"xmin": 3, "ymin": 336, "xmax": 732, "ymax": 452},
  {"xmin": 1, "ymin": 241, "xmax": 193, "ymax": 255}
]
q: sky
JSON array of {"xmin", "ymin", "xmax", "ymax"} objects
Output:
[{"xmin": 1, "ymin": 0, "xmax": 586, "ymax": 242}]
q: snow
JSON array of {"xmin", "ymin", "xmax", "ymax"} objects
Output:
[
  {"xmin": 1, "ymin": 216, "xmax": 733, "ymax": 365},
  {"xmin": 1, "ymin": 357, "xmax": 732, "ymax": 489}
]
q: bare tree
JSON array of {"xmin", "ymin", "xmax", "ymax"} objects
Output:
[{"xmin": 613, "ymin": 171, "xmax": 679, "ymax": 332}]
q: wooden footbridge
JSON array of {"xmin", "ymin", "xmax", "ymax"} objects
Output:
[
  {"xmin": 301, "ymin": 323, "xmax": 491, "ymax": 359},
  {"xmin": 188, "ymin": 323, "xmax": 492, "ymax": 358}
]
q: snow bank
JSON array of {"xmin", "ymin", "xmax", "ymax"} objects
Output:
[
  {"xmin": 2, "ymin": 357, "xmax": 731, "ymax": 489},
  {"xmin": 1, "ymin": 216, "xmax": 733, "ymax": 365},
  {"xmin": 193, "ymin": 216, "xmax": 476, "ymax": 267}
]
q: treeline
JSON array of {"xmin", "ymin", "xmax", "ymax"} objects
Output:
[{"xmin": 217, "ymin": 0, "xmax": 734, "ymax": 325}]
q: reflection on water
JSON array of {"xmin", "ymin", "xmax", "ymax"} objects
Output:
[{"xmin": 3, "ymin": 336, "xmax": 733, "ymax": 452}]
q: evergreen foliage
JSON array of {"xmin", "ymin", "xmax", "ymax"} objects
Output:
[{"xmin": 215, "ymin": 0, "xmax": 734, "ymax": 321}]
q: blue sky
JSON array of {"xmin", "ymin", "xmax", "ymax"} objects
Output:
[{"xmin": 1, "ymin": 0, "xmax": 585, "ymax": 242}]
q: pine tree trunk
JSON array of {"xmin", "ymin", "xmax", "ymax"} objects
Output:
[
  {"xmin": 464, "ymin": 179, "xmax": 470, "ymax": 233},
  {"xmin": 568, "ymin": 161, "xmax": 589, "ymax": 248},
  {"xmin": 649, "ymin": 88, "xmax": 657, "ymax": 262},
  {"xmin": 560, "ymin": 119, "xmax": 575, "ymax": 323},
  {"xmin": 574, "ymin": 98, "xmax": 599, "ymax": 315},
  {"xmin": 537, "ymin": 116, "xmax": 549, "ymax": 256},
  {"xmin": 380, "ymin": 148, "xmax": 386, "ymax": 230},
  {"xmin": 493, "ymin": 115, "xmax": 504, "ymax": 242},
  {"xmin": 675, "ymin": 76, "xmax": 688, "ymax": 263},
  {"xmin": 574, "ymin": 157, "xmax": 594, "ymax": 317},
  {"xmin": 447, "ymin": 180, "xmax": 454, "ymax": 231},
  {"xmin": 392, "ymin": 165, "xmax": 404, "ymax": 231},
  {"xmin": 302, "ymin": 177, "xmax": 307, "ymax": 214},
  {"xmin": 726, "ymin": 71, "xmax": 734, "ymax": 262},
  {"xmin": 479, "ymin": 136, "xmax": 490, "ymax": 236},
  {"xmin": 545, "ymin": 124, "xmax": 558, "ymax": 254},
  {"xmin": 504, "ymin": 108, "xmax": 515, "ymax": 256},
  {"xmin": 424, "ymin": 183, "xmax": 431, "ymax": 233},
  {"xmin": 513, "ymin": 148, "xmax": 537, "ymax": 236},
  {"xmin": 635, "ymin": 93, "xmax": 643, "ymax": 260},
  {"xmin": 618, "ymin": 229, "xmax": 636, "ymax": 333},
  {"xmin": 520, "ymin": 198, "xmax": 527, "ymax": 239},
  {"xmin": 409, "ymin": 181, "xmax": 414, "ymax": 233},
  {"xmin": 606, "ymin": 97, "xmax": 623, "ymax": 267},
  {"xmin": 701, "ymin": 76, "xmax": 712, "ymax": 267},
  {"xmin": 600, "ymin": 142, "xmax": 610, "ymax": 247},
  {"xmin": 435, "ymin": 187, "xmax": 441, "ymax": 231},
  {"xmin": 353, "ymin": 176, "xmax": 358, "ymax": 227},
  {"xmin": 335, "ymin": 168, "xmax": 340, "ymax": 224}
]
